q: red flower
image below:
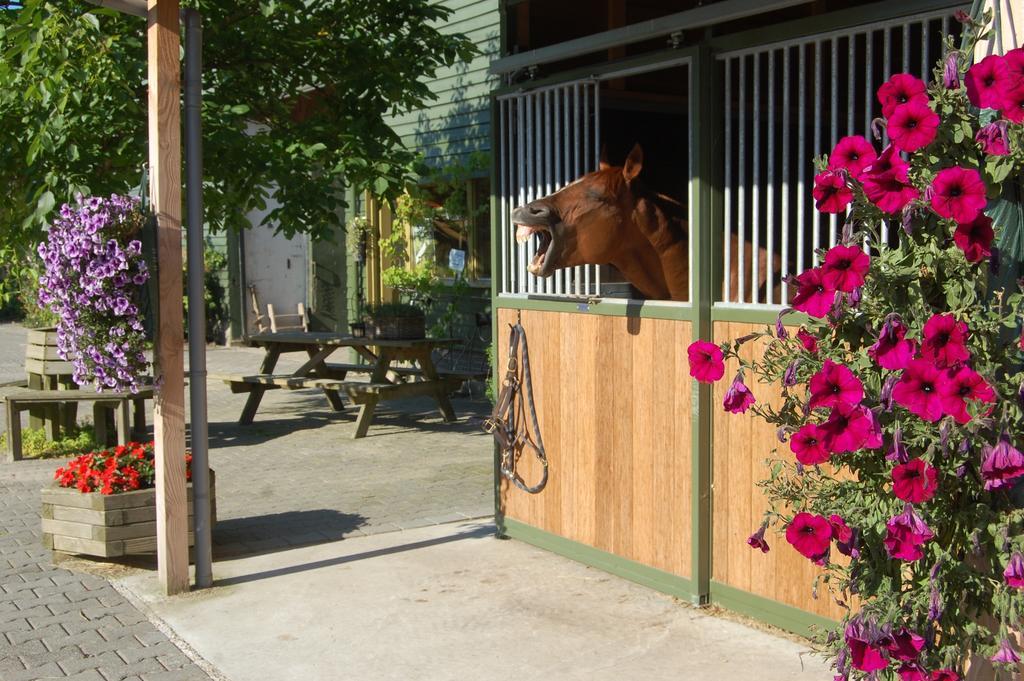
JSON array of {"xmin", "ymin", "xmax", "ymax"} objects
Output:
[
  {"xmin": 864, "ymin": 144, "xmax": 910, "ymax": 178},
  {"xmin": 785, "ymin": 512, "xmax": 832, "ymax": 563},
  {"xmin": 812, "ymin": 170, "xmax": 853, "ymax": 213},
  {"xmin": 980, "ymin": 435, "xmax": 1024, "ymax": 491},
  {"xmin": 848, "ymin": 638, "xmax": 889, "ymax": 673},
  {"xmin": 921, "ymin": 314, "xmax": 970, "ymax": 368},
  {"xmin": 821, "ymin": 244, "xmax": 870, "ymax": 292},
  {"xmin": 791, "ymin": 423, "xmax": 830, "ymax": 465},
  {"xmin": 722, "ymin": 374, "xmax": 755, "ymax": 414},
  {"xmin": 892, "ymin": 459, "xmax": 938, "ymax": 503},
  {"xmin": 931, "ymin": 670, "xmax": 960, "ymax": 681},
  {"xmin": 687, "ymin": 340, "xmax": 725, "ymax": 383},
  {"xmin": 1001, "ymin": 80, "xmax": 1024, "ymax": 124},
  {"xmin": 889, "ymin": 627, "xmax": 926, "ymax": 662},
  {"xmin": 1004, "ymin": 551, "xmax": 1024, "ymax": 588},
  {"xmin": 930, "ymin": 166, "xmax": 986, "ymax": 224},
  {"xmin": 797, "ymin": 329, "xmax": 818, "ymax": 354},
  {"xmin": 864, "ymin": 166, "xmax": 921, "ymax": 213},
  {"xmin": 884, "ymin": 504, "xmax": 934, "ymax": 561},
  {"xmin": 953, "ymin": 214, "xmax": 994, "ymax": 263},
  {"xmin": 747, "ymin": 524, "xmax": 770, "ymax": 553},
  {"xmin": 877, "ymin": 73, "xmax": 928, "ymax": 118},
  {"xmin": 899, "ymin": 664, "xmax": 928, "ymax": 681},
  {"xmin": 976, "ymin": 121, "xmax": 1011, "ymax": 156},
  {"xmin": 893, "ymin": 359, "xmax": 946, "ymax": 422},
  {"xmin": 1005, "ymin": 47, "xmax": 1024, "ymax": 83},
  {"xmin": 939, "ymin": 365, "xmax": 995, "ymax": 424},
  {"xmin": 888, "ymin": 101, "xmax": 939, "ymax": 152},
  {"xmin": 791, "ymin": 268, "xmax": 837, "ymax": 318},
  {"xmin": 828, "ymin": 136, "xmax": 877, "ymax": 179},
  {"xmin": 808, "ymin": 359, "xmax": 864, "ymax": 410},
  {"xmin": 868, "ymin": 316, "xmax": 917, "ymax": 370},
  {"xmin": 820, "ymin": 403, "xmax": 878, "ymax": 453},
  {"xmin": 965, "ymin": 54, "xmax": 1011, "ymax": 109}
]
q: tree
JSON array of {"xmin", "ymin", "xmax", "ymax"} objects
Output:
[{"xmin": 0, "ymin": 0, "xmax": 476, "ymax": 299}]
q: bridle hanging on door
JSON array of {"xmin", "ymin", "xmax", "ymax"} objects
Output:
[{"xmin": 483, "ymin": 312, "xmax": 549, "ymax": 494}]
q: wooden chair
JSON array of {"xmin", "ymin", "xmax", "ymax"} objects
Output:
[{"xmin": 248, "ymin": 284, "xmax": 308, "ymax": 334}]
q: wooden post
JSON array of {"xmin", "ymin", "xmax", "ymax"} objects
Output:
[{"xmin": 148, "ymin": 0, "xmax": 189, "ymax": 595}]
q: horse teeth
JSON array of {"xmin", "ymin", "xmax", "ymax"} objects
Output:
[{"xmin": 515, "ymin": 224, "xmax": 534, "ymax": 243}]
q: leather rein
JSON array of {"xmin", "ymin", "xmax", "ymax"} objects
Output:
[{"xmin": 483, "ymin": 319, "xmax": 548, "ymax": 494}]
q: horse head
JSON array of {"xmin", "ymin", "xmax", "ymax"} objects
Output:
[{"xmin": 512, "ymin": 144, "xmax": 686, "ymax": 300}]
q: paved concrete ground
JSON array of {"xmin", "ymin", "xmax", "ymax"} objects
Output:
[{"xmin": 119, "ymin": 520, "xmax": 831, "ymax": 681}]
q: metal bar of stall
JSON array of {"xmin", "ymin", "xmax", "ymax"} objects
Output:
[
  {"xmin": 500, "ymin": 100, "xmax": 509, "ymax": 294},
  {"xmin": 752, "ymin": 53, "xmax": 761, "ymax": 305},
  {"xmin": 924, "ymin": 20, "xmax": 931, "ymax": 77},
  {"xmin": 798, "ymin": 44, "xmax": 806, "ymax": 279},
  {"xmin": 881, "ymin": 28, "xmax": 891, "ymax": 245},
  {"xmin": 903, "ymin": 23, "xmax": 910, "ymax": 71},
  {"xmin": 738, "ymin": 55, "xmax": 747, "ymax": 303},
  {"xmin": 813, "ymin": 40, "xmax": 821, "ymax": 266},
  {"xmin": 829, "ymin": 37, "xmax": 838, "ymax": 248},
  {"xmin": 782, "ymin": 47, "xmax": 790, "ymax": 303},
  {"xmin": 575, "ymin": 83, "xmax": 589, "ymax": 297},
  {"xmin": 593, "ymin": 82, "xmax": 602, "ymax": 296},
  {"xmin": 517, "ymin": 96, "xmax": 527, "ymax": 292},
  {"xmin": 567, "ymin": 86, "xmax": 580, "ymax": 296},
  {"xmin": 546, "ymin": 90, "xmax": 560, "ymax": 296},
  {"xmin": 526, "ymin": 94, "xmax": 536, "ymax": 294},
  {"xmin": 583, "ymin": 84, "xmax": 592, "ymax": 295},
  {"xmin": 535, "ymin": 92, "xmax": 547, "ymax": 294},
  {"xmin": 767, "ymin": 49, "xmax": 776, "ymax": 306},
  {"xmin": 724, "ymin": 57, "xmax": 733, "ymax": 303}
]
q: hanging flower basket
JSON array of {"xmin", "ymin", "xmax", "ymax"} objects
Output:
[{"xmin": 37, "ymin": 194, "xmax": 152, "ymax": 393}]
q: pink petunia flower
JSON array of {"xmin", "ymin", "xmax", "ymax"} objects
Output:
[
  {"xmin": 1004, "ymin": 551, "xmax": 1024, "ymax": 588},
  {"xmin": 953, "ymin": 214, "xmax": 994, "ymax": 264},
  {"xmin": 785, "ymin": 512, "xmax": 832, "ymax": 563},
  {"xmin": 723, "ymin": 374, "xmax": 756, "ymax": 414},
  {"xmin": 808, "ymin": 359, "xmax": 864, "ymax": 410},
  {"xmin": 1005, "ymin": 47, "xmax": 1024, "ymax": 83},
  {"xmin": 791, "ymin": 423, "xmax": 830, "ymax": 465},
  {"xmin": 939, "ymin": 365, "xmax": 995, "ymax": 424},
  {"xmin": 891, "ymin": 459, "xmax": 938, "ymax": 503},
  {"xmin": 893, "ymin": 359, "xmax": 947, "ymax": 422},
  {"xmin": 687, "ymin": 340, "xmax": 725, "ymax": 383},
  {"xmin": 822, "ymin": 244, "xmax": 870, "ymax": 292},
  {"xmin": 898, "ymin": 664, "xmax": 928, "ymax": 681},
  {"xmin": 845, "ymin": 619, "xmax": 890, "ymax": 673},
  {"xmin": 930, "ymin": 670, "xmax": 960, "ymax": 681},
  {"xmin": 864, "ymin": 143, "xmax": 910, "ymax": 178},
  {"xmin": 877, "ymin": 73, "xmax": 929, "ymax": 118},
  {"xmin": 921, "ymin": 314, "xmax": 971, "ymax": 368},
  {"xmin": 747, "ymin": 523, "xmax": 770, "ymax": 553},
  {"xmin": 884, "ymin": 504, "xmax": 934, "ymax": 561},
  {"xmin": 888, "ymin": 101, "xmax": 940, "ymax": 152},
  {"xmin": 829, "ymin": 514, "xmax": 858, "ymax": 557},
  {"xmin": 797, "ymin": 329, "xmax": 819, "ymax": 354},
  {"xmin": 868, "ymin": 315, "xmax": 918, "ymax": 370},
  {"xmin": 862, "ymin": 170, "xmax": 920, "ymax": 215},
  {"xmin": 828, "ymin": 136, "xmax": 877, "ymax": 179},
  {"xmin": 792, "ymin": 268, "xmax": 837, "ymax": 318},
  {"xmin": 976, "ymin": 120, "xmax": 1011, "ymax": 155},
  {"xmin": 980, "ymin": 434, "xmax": 1024, "ymax": 491},
  {"xmin": 888, "ymin": 628, "xmax": 926, "ymax": 662},
  {"xmin": 813, "ymin": 170, "xmax": 854, "ymax": 213},
  {"xmin": 820, "ymin": 403, "xmax": 877, "ymax": 453},
  {"xmin": 1001, "ymin": 80, "xmax": 1024, "ymax": 124},
  {"xmin": 930, "ymin": 166, "xmax": 987, "ymax": 224},
  {"xmin": 966, "ymin": 54, "xmax": 1012, "ymax": 109},
  {"xmin": 991, "ymin": 639, "xmax": 1021, "ymax": 665}
]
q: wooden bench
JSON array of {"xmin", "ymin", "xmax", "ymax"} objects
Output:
[
  {"xmin": 209, "ymin": 372, "xmax": 463, "ymax": 437},
  {"xmin": 3, "ymin": 387, "xmax": 153, "ymax": 462}
]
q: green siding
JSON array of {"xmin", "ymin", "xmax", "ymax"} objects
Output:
[{"xmin": 384, "ymin": 0, "xmax": 500, "ymax": 167}]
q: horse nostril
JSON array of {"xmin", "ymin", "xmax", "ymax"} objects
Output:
[{"xmin": 527, "ymin": 204, "xmax": 550, "ymax": 218}]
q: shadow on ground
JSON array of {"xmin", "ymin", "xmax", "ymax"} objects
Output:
[{"xmin": 212, "ymin": 509, "xmax": 369, "ymax": 560}]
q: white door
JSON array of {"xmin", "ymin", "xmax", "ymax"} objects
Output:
[{"xmin": 243, "ymin": 193, "xmax": 309, "ymax": 335}]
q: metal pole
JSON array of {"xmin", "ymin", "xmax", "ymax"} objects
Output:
[{"xmin": 183, "ymin": 8, "xmax": 212, "ymax": 589}]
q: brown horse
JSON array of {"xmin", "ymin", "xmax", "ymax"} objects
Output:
[{"xmin": 511, "ymin": 144, "xmax": 779, "ymax": 302}]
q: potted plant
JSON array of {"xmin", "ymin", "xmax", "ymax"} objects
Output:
[
  {"xmin": 36, "ymin": 194, "xmax": 151, "ymax": 393},
  {"xmin": 363, "ymin": 302, "xmax": 426, "ymax": 340},
  {"xmin": 688, "ymin": 27, "xmax": 1024, "ymax": 680},
  {"xmin": 41, "ymin": 442, "xmax": 215, "ymax": 558}
]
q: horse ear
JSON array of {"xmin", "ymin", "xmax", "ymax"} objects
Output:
[
  {"xmin": 623, "ymin": 143, "xmax": 643, "ymax": 184},
  {"xmin": 599, "ymin": 144, "xmax": 611, "ymax": 171}
]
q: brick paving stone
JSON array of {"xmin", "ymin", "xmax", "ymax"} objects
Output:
[{"xmin": 0, "ymin": 459, "xmax": 211, "ymax": 681}]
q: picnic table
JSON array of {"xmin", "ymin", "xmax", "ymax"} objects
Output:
[{"xmin": 210, "ymin": 332, "xmax": 464, "ymax": 438}]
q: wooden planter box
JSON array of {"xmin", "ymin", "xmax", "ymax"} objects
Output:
[
  {"xmin": 364, "ymin": 315, "xmax": 425, "ymax": 340},
  {"xmin": 41, "ymin": 471, "xmax": 216, "ymax": 558}
]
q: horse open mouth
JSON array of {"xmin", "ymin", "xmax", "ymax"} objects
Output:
[{"xmin": 516, "ymin": 224, "xmax": 555, "ymax": 276}]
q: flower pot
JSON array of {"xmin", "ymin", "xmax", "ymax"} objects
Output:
[
  {"xmin": 40, "ymin": 470, "xmax": 216, "ymax": 558},
  {"xmin": 349, "ymin": 321, "xmax": 367, "ymax": 338},
  {"xmin": 364, "ymin": 315, "xmax": 425, "ymax": 340}
]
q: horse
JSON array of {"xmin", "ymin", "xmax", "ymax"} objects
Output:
[{"xmin": 511, "ymin": 143, "xmax": 780, "ymax": 302}]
